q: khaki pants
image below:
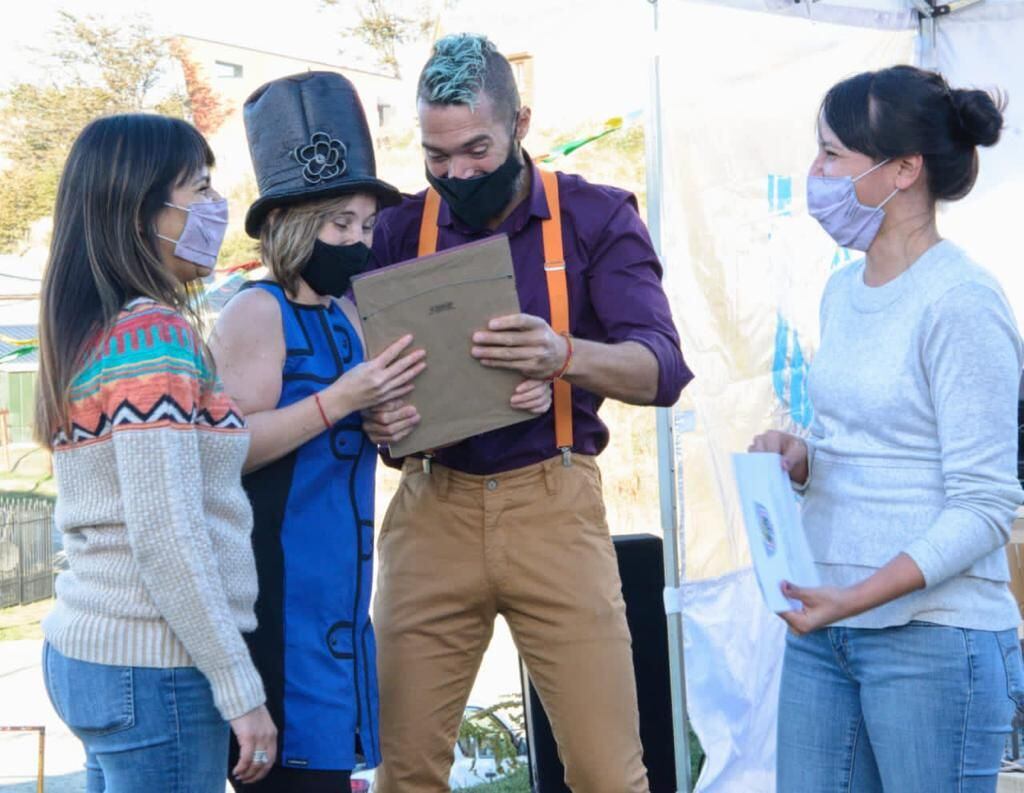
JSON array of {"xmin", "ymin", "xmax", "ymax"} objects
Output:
[{"xmin": 373, "ymin": 455, "xmax": 650, "ymax": 793}]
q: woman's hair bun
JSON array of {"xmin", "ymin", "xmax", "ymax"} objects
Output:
[{"xmin": 950, "ymin": 88, "xmax": 1005, "ymax": 147}]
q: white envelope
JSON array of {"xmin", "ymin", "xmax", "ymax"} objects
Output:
[{"xmin": 732, "ymin": 452, "xmax": 820, "ymax": 613}]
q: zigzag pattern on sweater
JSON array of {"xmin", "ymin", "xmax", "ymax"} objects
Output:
[
  {"xmin": 54, "ymin": 395, "xmax": 246, "ymax": 446},
  {"xmin": 55, "ymin": 300, "xmax": 246, "ymax": 448}
]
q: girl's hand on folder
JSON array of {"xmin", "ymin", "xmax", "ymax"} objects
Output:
[
  {"xmin": 328, "ymin": 334, "xmax": 426, "ymax": 416},
  {"xmin": 510, "ymin": 379, "xmax": 553, "ymax": 415},
  {"xmin": 748, "ymin": 430, "xmax": 808, "ymax": 487},
  {"xmin": 363, "ymin": 398, "xmax": 420, "ymax": 445}
]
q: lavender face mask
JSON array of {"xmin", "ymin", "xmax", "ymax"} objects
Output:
[
  {"xmin": 807, "ymin": 159, "xmax": 898, "ymax": 252},
  {"xmin": 157, "ymin": 198, "xmax": 229, "ymax": 270}
]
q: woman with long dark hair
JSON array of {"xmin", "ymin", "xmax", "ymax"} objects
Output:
[
  {"xmin": 38, "ymin": 113, "xmax": 275, "ymax": 792},
  {"xmin": 752, "ymin": 66, "xmax": 1024, "ymax": 791}
]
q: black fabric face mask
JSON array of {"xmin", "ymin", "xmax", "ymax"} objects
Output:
[
  {"xmin": 424, "ymin": 140, "xmax": 525, "ymax": 231},
  {"xmin": 300, "ymin": 239, "xmax": 372, "ymax": 298}
]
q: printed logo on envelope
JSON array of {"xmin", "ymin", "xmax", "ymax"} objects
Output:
[
  {"xmin": 754, "ymin": 502, "xmax": 776, "ymax": 556},
  {"xmin": 429, "ymin": 301, "xmax": 455, "ymax": 315}
]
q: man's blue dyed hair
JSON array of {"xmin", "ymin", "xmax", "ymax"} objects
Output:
[{"xmin": 417, "ymin": 34, "xmax": 520, "ymax": 125}]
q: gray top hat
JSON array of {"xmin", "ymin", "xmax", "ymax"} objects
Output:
[{"xmin": 243, "ymin": 70, "xmax": 402, "ymax": 238}]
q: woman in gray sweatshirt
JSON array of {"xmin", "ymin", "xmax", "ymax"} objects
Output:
[{"xmin": 752, "ymin": 65, "xmax": 1024, "ymax": 792}]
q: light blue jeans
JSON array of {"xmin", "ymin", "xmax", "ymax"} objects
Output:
[
  {"xmin": 777, "ymin": 622, "xmax": 1024, "ymax": 792},
  {"xmin": 42, "ymin": 642, "xmax": 230, "ymax": 793}
]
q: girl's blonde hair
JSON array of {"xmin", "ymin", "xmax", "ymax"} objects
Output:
[{"xmin": 259, "ymin": 195, "xmax": 364, "ymax": 296}]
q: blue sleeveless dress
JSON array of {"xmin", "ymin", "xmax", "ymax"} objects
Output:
[{"xmin": 239, "ymin": 281, "xmax": 380, "ymax": 771}]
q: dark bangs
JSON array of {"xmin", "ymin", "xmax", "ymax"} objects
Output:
[
  {"xmin": 820, "ymin": 72, "xmax": 884, "ymax": 159},
  {"xmin": 140, "ymin": 116, "xmax": 216, "ymax": 218}
]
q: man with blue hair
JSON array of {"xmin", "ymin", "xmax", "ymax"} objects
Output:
[{"xmin": 365, "ymin": 33, "xmax": 692, "ymax": 793}]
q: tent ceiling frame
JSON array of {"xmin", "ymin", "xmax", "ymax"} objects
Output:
[
  {"xmin": 912, "ymin": 0, "xmax": 985, "ymax": 18},
  {"xmin": 917, "ymin": 0, "xmax": 985, "ymax": 61}
]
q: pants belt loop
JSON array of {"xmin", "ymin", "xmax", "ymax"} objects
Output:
[
  {"xmin": 542, "ymin": 458, "xmax": 559, "ymax": 497},
  {"xmin": 433, "ymin": 464, "xmax": 451, "ymax": 502}
]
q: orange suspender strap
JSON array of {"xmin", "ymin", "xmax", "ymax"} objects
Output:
[
  {"xmin": 537, "ymin": 169, "xmax": 574, "ymax": 458},
  {"xmin": 416, "ymin": 171, "xmax": 574, "ymax": 459},
  {"xmin": 417, "ymin": 187, "xmax": 441, "ymax": 257},
  {"xmin": 415, "ymin": 189, "xmax": 442, "ymax": 471}
]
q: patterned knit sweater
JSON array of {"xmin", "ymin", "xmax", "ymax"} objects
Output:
[{"xmin": 42, "ymin": 299, "xmax": 265, "ymax": 721}]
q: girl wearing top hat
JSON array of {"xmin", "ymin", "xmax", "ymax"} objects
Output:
[{"xmin": 210, "ymin": 72, "xmax": 424, "ymax": 791}]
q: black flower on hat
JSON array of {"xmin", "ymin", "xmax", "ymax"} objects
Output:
[{"xmin": 292, "ymin": 131, "xmax": 348, "ymax": 185}]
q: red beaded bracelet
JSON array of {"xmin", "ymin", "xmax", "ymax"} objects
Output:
[
  {"xmin": 313, "ymin": 393, "xmax": 332, "ymax": 429},
  {"xmin": 548, "ymin": 332, "xmax": 574, "ymax": 382}
]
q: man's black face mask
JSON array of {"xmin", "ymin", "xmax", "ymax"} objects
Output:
[{"xmin": 424, "ymin": 116, "xmax": 524, "ymax": 231}]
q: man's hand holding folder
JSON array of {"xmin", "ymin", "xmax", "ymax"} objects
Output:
[{"xmin": 471, "ymin": 312, "xmax": 571, "ymax": 381}]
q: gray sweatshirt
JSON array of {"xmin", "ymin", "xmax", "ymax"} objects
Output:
[{"xmin": 802, "ymin": 240, "xmax": 1024, "ymax": 630}]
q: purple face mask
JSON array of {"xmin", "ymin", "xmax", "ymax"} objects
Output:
[
  {"xmin": 157, "ymin": 198, "xmax": 229, "ymax": 271},
  {"xmin": 807, "ymin": 159, "xmax": 898, "ymax": 252}
]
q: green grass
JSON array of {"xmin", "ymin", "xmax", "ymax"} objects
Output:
[
  {"xmin": 0, "ymin": 599, "xmax": 50, "ymax": 641},
  {"xmin": 457, "ymin": 734, "xmax": 704, "ymax": 793},
  {"xmin": 0, "ymin": 445, "xmax": 57, "ymax": 499},
  {"xmin": 0, "ymin": 478, "xmax": 57, "ymax": 499},
  {"xmin": 462, "ymin": 768, "xmax": 529, "ymax": 793}
]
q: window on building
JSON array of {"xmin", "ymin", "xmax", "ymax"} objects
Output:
[{"xmin": 213, "ymin": 61, "xmax": 244, "ymax": 79}]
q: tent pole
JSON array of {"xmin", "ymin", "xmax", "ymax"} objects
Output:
[
  {"xmin": 913, "ymin": 0, "xmax": 984, "ymax": 69},
  {"xmin": 646, "ymin": 1, "xmax": 693, "ymax": 790}
]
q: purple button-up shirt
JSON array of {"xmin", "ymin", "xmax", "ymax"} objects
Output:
[{"xmin": 371, "ymin": 164, "xmax": 693, "ymax": 475}]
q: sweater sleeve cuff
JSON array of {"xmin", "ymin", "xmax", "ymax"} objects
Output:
[
  {"xmin": 902, "ymin": 537, "xmax": 943, "ymax": 588},
  {"xmin": 206, "ymin": 657, "xmax": 266, "ymax": 721}
]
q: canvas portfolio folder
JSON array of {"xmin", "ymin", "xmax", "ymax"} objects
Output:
[{"xmin": 351, "ymin": 234, "xmax": 532, "ymax": 457}]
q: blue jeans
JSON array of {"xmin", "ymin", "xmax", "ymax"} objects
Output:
[
  {"xmin": 42, "ymin": 642, "xmax": 230, "ymax": 793},
  {"xmin": 777, "ymin": 622, "xmax": 1024, "ymax": 792}
]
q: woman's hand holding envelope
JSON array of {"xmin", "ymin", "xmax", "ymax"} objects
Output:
[{"xmin": 748, "ymin": 430, "xmax": 809, "ymax": 487}]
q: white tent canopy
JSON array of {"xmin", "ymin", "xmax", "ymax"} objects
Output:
[{"xmin": 647, "ymin": 0, "xmax": 1024, "ymax": 789}]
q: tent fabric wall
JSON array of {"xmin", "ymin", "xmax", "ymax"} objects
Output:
[
  {"xmin": 677, "ymin": 568, "xmax": 787, "ymax": 792},
  {"xmin": 654, "ymin": 7, "xmax": 913, "ymax": 785},
  {"xmin": 654, "ymin": 0, "xmax": 1024, "ymax": 789},
  {"xmin": 656, "ymin": 0, "xmax": 915, "ymax": 582}
]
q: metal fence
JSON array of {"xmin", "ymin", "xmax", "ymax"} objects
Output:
[{"xmin": 0, "ymin": 496, "xmax": 54, "ymax": 609}]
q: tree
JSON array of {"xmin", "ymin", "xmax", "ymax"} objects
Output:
[
  {"xmin": 49, "ymin": 11, "xmax": 173, "ymax": 111},
  {"xmin": 320, "ymin": 0, "xmax": 438, "ymax": 78},
  {"xmin": 457, "ymin": 697, "xmax": 525, "ymax": 777},
  {"xmin": 169, "ymin": 40, "xmax": 231, "ymax": 136},
  {"xmin": 0, "ymin": 82, "xmax": 114, "ymax": 252},
  {"xmin": 0, "ymin": 13, "xmax": 186, "ymax": 252}
]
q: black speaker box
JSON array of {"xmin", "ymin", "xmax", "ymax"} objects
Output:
[{"xmin": 520, "ymin": 533, "xmax": 677, "ymax": 792}]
